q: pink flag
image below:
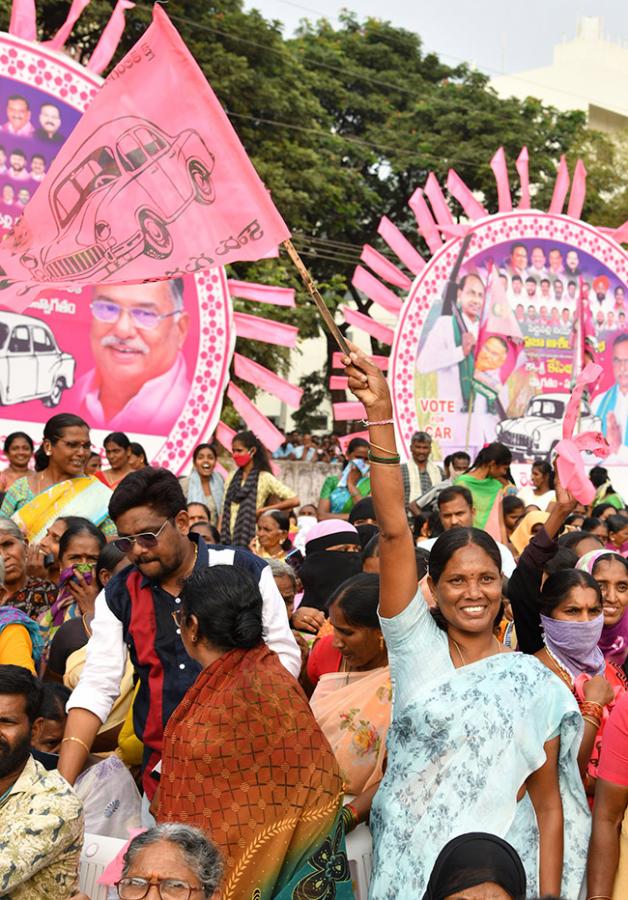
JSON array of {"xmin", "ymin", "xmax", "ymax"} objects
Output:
[
  {"xmin": 337, "ymin": 431, "xmax": 369, "ymax": 453},
  {"xmin": 329, "ymin": 375, "xmax": 349, "ymax": 391},
  {"xmin": 516, "ymin": 147, "xmax": 530, "ymax": 209},
  {"xmin": 360, "ymin": 245, "xmax": 412, "ymax": 290},
  {"xmin": 333, "ymin": 401, "xmax": 366, "ymax": 421},
  {"xmin": 341, "ymin": 306, "xmax": 394, "ymax": 344},
  {"xmin": 228, "ymin": 280, "xmax": 295, "ymax": 307},
  {"xmin": 446, "ymin": 169, "xmax": 488, "ymax": 221},
  {"xmin": 233, "ymin": 353, "xmax": 303, "ymax": 407},
  {"xmin": 424, "ymin": 173, "xmax": 454, "ymax": 226},
  {"xmin": 490, "ymin": 147, "xmax": 512, "ymax": 213},
  {"xmin": 45, "ymin": 0, "xmax": 92, "ymax": 50},
  {"xmin": 233, "ymin": 312, "xmax": 298, "ymax": 347},
  {"xmin": 473, "ymin": 270, "xmax": 524, "ymax": 401},
  {"xmin": 352, "ymin": 266, "xmax": 402, "ymax": 315},
  {"xmin": 0, "ymin": 6, "xmax": 290, "ymax": 311},
  {"xmin": 87, "ymin": 0, "xmax": 135, "ymax": 75},
  {"xmin": 548, "ymin": 155, "xmax": 570, "ymax": 215},
  {"xmin": 567, "ymin": 159, "xmax": 587, "ymax": 220},
  {"xmin": 332, "ymin": 351, "xmax": 389, "ymax": 370},
  {"xmin": 408, "ymin": 189, "xmax": 442, "ymax": 255},
  {"xmin": 227, "ymin": 383, "xmax": 284, "ymax": 452},
  {"xmin": 377, "ymin": 216, "xmax": 425, "ymax": 274},
  {"xmin": 9, "ymin": 0, "xmax": 37, "ymax": 41}
]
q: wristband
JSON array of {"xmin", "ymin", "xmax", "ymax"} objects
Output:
[{"xmin": 362, "ymin": 418, "xmax": 394, "ymax": 427}]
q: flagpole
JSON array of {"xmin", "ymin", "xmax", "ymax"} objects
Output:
[{"xmin": 283, "ymin": 239, "xmax": 350, "ymax": 355}]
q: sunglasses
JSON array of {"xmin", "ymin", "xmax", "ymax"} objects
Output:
[
  {"xmin": 91, "ymin": 298, "xmax": 179, "ymax": 331},
  {"xmin": 113, "ymin": 519, "xmax": 171, "ymax": 554}
]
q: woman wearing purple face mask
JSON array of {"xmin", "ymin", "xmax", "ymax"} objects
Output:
[{"xmin": 220, "ymin": 431, "xmax": 299, "ymax": 548}]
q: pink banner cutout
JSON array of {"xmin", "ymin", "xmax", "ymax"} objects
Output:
[
  {"xmin": 424, "ymin": 173, "xmax": 454, "ymax": 226},
  {"xmin": 228, "ymin": 280, "xmax": 295, "ymax": 307},
  {"xmin": 87, "ymin": 0, "xmax": 135, "ymax": 75},
  {"xmin": 45, "ymin": 0, "xmax": 92, "ymax": 49},
  {"xmin": 352, "ymin": 266, "xmax": 402, "ymax": 315},
  {"xmin": 333, "ymin": 401, "xmax": 366, "ymax": 421},
  {"xmin": 360, "ymin": 245, "xmax": 412, "ymax": 290},
  {"xmin": 233, "ymin": 312, "xmax": 298, "ymax": 348},
  {"xmin": 567, "ymin": 159, "xmax": 587, "ymax": 220},
  {"xmin": 329, "ymin": 375, "xmax": 349, "ymax": 391},
  {"xmin": 516, "ymin": 146, "xmax": 530, "ymax": 209},
  {"xmin": 446, "ymin": 169, "xmax": 488, "ymax": 220},
  {"xmin": 377, "ymin": 216, "xmax": 426, "ymax": 275},
  {"xmin": 9, "ymin": 0, "xmax": 37, "ymax": 41},
  {"xmin": 408, "ymin": 189, "xmax": 442, "ymax": 255},
  {"xmin": 227, "ymin": 383, "xmax": 285, "ymax": 452},
  {"xmin": 233, "ymin": 352, "xmax": 303, "ymax": 408},
  {"xmin": 332, "ymin": 352, "xmax": 389, "ymax": 370},
  {"xmin": 490, "ymin": 147, "xmax": 512, "ymax": 213},
  {"xmin": 341, "ymin": 306, "xmax": 394, "ymax": 345},
  {"xmin": 597, "ymin": 222, "xmax": 628, "ymax": 244},
  {"xmin": 548, "ymin": 155, "xmax": 570, "ymax": 215},
  {"xmin": 337, "ymin": 430, "xmax": 369, "ymax": 453},
  {"xmin": 215, "ymin": 421, "xmax": 236, "ymax": 451}
]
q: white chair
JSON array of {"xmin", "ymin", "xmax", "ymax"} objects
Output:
[
  {"xmin": 79, "ymin": 833, "xmax": 127, "ymax": 900},
  {"xmin": 346, "ymin": 822, "xmax": 373, "ymax": 900}
]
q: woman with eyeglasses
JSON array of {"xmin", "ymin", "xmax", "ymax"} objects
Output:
[
  {"xmin": 0, "ymin": 414, "xmax": 116, "ymax": 542},
  {"xmin": 158, "ymin": 564, "xmax": 352, "ymax": 900}
]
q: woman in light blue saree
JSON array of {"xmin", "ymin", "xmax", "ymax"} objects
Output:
[{"xmin": 342, "ymin": 342, "xmax": 591, "ymax": 900}]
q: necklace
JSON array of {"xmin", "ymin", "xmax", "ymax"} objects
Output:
[
  {"xmin": 543, "ymin": 643, "xmax": 575, "ymax": 690},
  {"xmin": 449, "ymin": 635, "xmax": 504, "ymax": 667}
]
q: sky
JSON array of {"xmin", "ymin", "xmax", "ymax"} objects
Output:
[{"xmin": 244, "ymin": 0, "xmax": 628, "ymax": 76}]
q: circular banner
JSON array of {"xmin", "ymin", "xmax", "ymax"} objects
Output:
[
  {"xmin": 0, "ymin": 32, "xmax": 233, "ymax": 473},
  {"xmin": 390, "ymin": 210, "xmax": 628, "ymax": 466}
]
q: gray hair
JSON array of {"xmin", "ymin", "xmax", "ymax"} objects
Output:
[
  {"xmin": 122, "ymin": 824, "xmax": 223, "ymax": 898},
  {"xmin": 268, "ymin": 558, "xmax": 296, "ymax": 589},
  {"xmin": 0, "ymin": 519, "xmax": 26, "ymax": 543},
  {"xmin": 168, "ymin": 277, "xmax": 185, "ymax": 313},
  {"xmin": 411, "ymin": 431, "xmax": 432, "ymax": 444}
]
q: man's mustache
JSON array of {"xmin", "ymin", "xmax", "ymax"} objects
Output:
[{"xmin": 100, "ymin": 335, "xmax": 149, "ymax": 355}]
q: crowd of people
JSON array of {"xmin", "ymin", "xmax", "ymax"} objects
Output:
[{"xmin": 2, "ymin": 363, "xmax": 628, "ymax": 898}]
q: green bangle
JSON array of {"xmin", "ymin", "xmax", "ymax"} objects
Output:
[{"xmin": 368, "ymin": 451, "xmax": 400, "ymax": 464}]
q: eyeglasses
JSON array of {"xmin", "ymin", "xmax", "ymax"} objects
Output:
[
  {"xmin": 91, "ymin": 299, "xmax": 179, "ymax": 331},
  {"xmin": 58, "ymin": 439, "xmax": 92, "ymax": 452},
  {"xmin": 116, "ymin": 876, "xmax": 204, "ymax": 899},
  {"xmin": 113, "ymin": 519, "xmax": 171, "ymax": 553}
]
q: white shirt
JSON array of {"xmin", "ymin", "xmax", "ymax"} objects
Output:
[
  {"xmin": 67, "ymin": 546, "xmax": 301, "ymax": 724},
  {"xmin": 418, "ymin": 535, "xmax": 516, "ymax": 577},
  {"xmin": 517, "ymin": 486, "xmax": 556, "ymax": 511},
  {"xmin": 416, "ymin": 314, "xmax": 479, "ymax": 412}
]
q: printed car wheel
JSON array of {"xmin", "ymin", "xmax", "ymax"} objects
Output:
[
  {"xmin": 139, "ymin": 211, "xmax": 173, "ymax": 260},
  {"xmin": 189, "ymin": 159, "xmax": 215, "ymax": 205},
  {"xmin": 43, "ymin": 377, "xmax": 65, "ymax": 408}
]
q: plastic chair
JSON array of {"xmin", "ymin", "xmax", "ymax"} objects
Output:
[
  {"xmin": 346, "ymin": 822, "xmax": 373, "ymax": 900},
  {"xmin": 79, "ymin": 833, "xmax": 126, "ymax": 900}
]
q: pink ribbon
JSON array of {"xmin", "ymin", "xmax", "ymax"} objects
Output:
[
  {"xmin": 233, "ymin": 312, "xmax": 298, "ymax": 348},
  {"xmin": 567, "ymin": 159, "xmax": 587, "ymax": 220},
  {"xmin": 352, "ymin": 266, "xmax": 402, "ymax": 315},
  {"xmin": 44, "ymin": 0, "xmax": 91, "ymax": 50},
  {"xmin": 228, "ymin": 280, "xmax": 295, "ymax": 308},
  {"xmin": 424, "ymin": 173, "xmax": 454, "ymax": 226},
  {"xmin": 341, "ymin": 306, "xmax": 394, "ymax": 345},
  {"xmin": 216, "ymin": 421, "xmax": 236, "ymax": 452},
  {"xmin": 408, "ymin": 189, "xmax": 443, "ymax": 255},
  {"xmin": 226, "ymin": 383, "xmax": 284, "ymax": 452},
  {"xmin": 332, "ymin": 352, "xmax": 389, "ymax": 370},
  {"xmin": 233, "ymin": 353, "xmax": 303, "ymax": 408},
  {"xmin": 333, "ymin": 401, "xmax": 366, "ymax": 422},
  {"xmin": 446, "ymin": 169, "xmax": 488, "ymax": 220},
  {"xmin": 377, "ymin": 216, "xmax": 426, "ymax": 274},
  {"xmin": 548, "ymin": 155, "xmax": 570, "ymax": 215},
  {"xmin": 360, "ymin": 245, "xmax": 412, "ymax": 290}
]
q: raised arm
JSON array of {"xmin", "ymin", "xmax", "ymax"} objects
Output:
[{"xmin": 344, "ymin": 343, "xmax": 417, "ymax": 617}]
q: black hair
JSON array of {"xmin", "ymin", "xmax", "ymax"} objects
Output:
[
  {"xmin": 427, "ymin": 509, "xmax": 444, "ymax": 538},
  {"xmin": 543, "ymin": 548, "xmax": 578, "ymax": 578},
  {"xmin": 582, "ymin": 516, "xmax": 606, "ymax": 533},
  {"xmin": 362, "ymin": 532, "xmax": 379, "ymax": 562},
  {"xmin": 590, "ymin": 552, "xmax": 628, "ymax": 578},
  {"xmin": 34, "ymin": 413, "xmax": 89, "ymax": 471},
  {"xmin": 563, "ymin": 513, "xmax": 585, "ymax": 529},
  {"xmin": 0, "ymin": 665, "xmax": 43, "ymax": 724},
  {"xmin": 232, "ymin": 431, "xmax": 272, "ymax": 473},
  {"xmin": 190, "ymin": 522, "xmax": 220, "ymax": 543},
  {"xmin": 412, "ymin": 513, "xmax": 428, "ymax": 542},
  {"xmin": 58, "ymin": 518, "xmax": 106, "ymax": 562},
  {"xmin": 109, "ymin": 467, "xmax": 187, "ymax": 521},
  {"xmin": 592, "ymin": 503, "xmax": 615, "ymax": 518},
  {"xmin": 411, "ymin": 431, "xmax": 432, "ymax": 444},
  {"xmin": 428, "ymin": 527, "xmax": 501, "ymax": 585},
  {"xmin": 438, "ymin": 485, "xmax": 473, "ymax": 510},
  {"xmin": 458, "ymin": 272, "xmax": 484, "ymax": 292},
  {"xmin": 3, "ymin": 431, "xmax": 33, "ymax": 454},
  {"xmin": 558, "ymin": 530, "xmax": 604, "ymax": 551},
  {"xmin": 450, "ymin": 451, "xmax": 471, "ymax": 467},
  {"xmin": 193, "ymin": 443, "xmax": 217, "ymax": 462},
  {"xmin": 96, "ymin": 543, "xmax": 127, "ymax": 590},
  {"xmin": 39, "ymin": 683, "xmax": 71, "ymax": 721},
  {"xmin": 104, "ymin": 432, "xmax": 130, "ymax": 450},
  {"xmin": 503, "ymin": 495, "xmax": 525, "ymax": 515},
  {"xmin": 328, "ymin": 572, "xmax": 380, "ymax": 629},
  {"xmin": 471, "ymin": 442, "xmax": 512, "ymax": 471},
  {"xmin": 613, "ymin": 332, "xmax": 628, "ymax": 350},
  {"xmin": 589, "ymin": 465, "xmax": 610, "ymax": 489},
  {"xmin": 128, "ymin": 442, "xmax": 148, "ymax": 465},
  {"xmin": 531, "ymin": 458, "xmax": 555, "ymax": 489},
  {"xmin": 415, "ymin": 547, "xmax": 430, "ymax": 581},
  {"xmin": 347, "ymin": 437, "xmax": 369, "ymax": 456},
  {"xmin": 180, "ymin": 565, "xmax": 263, "ymax": 651},
  {"xmin": 606, "ymin": 515, "xmax": 628, "ymax": 537},
  {"xmin": 258, "ymin": 509, "xmax": 291, "ymax": 552},
  {"xmin": 187, "ymin": 501, "xmax": 212, "ymax": 522},
  {"xmin": 539, "ymin": 569, "xmax": 601, "ymax": 617}
]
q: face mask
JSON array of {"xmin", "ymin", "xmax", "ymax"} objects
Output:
[
  {"xmin": 300, "ymin": 550, "xmax": 363, "ymax": 613},
  {"xmin": 541, "ymin": 612, "xmax": 605, "ymax": 678},
  {"xmin": 232, "ymin": 452, "xmax": 252, "ymax": 468},
  {"xmin": 356, "ymin": 523, "xmax": 378, "ymax": 549}
]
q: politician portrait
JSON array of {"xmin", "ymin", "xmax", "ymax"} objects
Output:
[{"xmin": 72, "ymin": 278, "xmax": 191, "ymax": 434}]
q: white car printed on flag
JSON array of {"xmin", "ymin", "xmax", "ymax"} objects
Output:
[{"xmin": 496, "ymin": 392, "xmax": 601, "ymax": 460}]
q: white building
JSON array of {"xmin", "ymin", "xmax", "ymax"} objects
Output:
[{"xmin": 491, "ymin": 17, "xmax": 628, "ymax": 133}]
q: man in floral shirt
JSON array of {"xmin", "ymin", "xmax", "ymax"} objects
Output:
[{"xmin": 0, "ymin": 665, "xmax": 83, "ymax": 898}]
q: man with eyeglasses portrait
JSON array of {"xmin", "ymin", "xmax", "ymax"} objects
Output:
[{"xmin": 73, "ymin": 278, "xmax": 190, "ymax": 434}]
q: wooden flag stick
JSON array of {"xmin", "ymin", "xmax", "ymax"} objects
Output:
[{"xmin": 283, "ymin": 239, "xmax": 350, "ymax": 355}]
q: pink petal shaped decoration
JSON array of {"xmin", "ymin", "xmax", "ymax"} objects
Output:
[
  {"xmin": 567, "ymin": 159, "xmax": 587, "ymax": 220},
  {"xmin": 333, "ymin": 401, "xmax": 366, "ymax": 421},
  {"xmin": 342, "ymin": 306, "xmax": 394, "ymax": 345},
  {"xmin": 228, "ymin": 280, "xmax": 295, "ymax": 307},
  {"xmin": 216, "ymin": 421, "xmax": 235, "ymax": 451},
  {"xmin": 548, "ymin": 155, "xmax": 570, "ymax": 215},
  {"xmin": 446, "ymin": 169, "xmax": 488, "ymax": 221},
  {"xmin": 516, "ymin": 147, "xmax": 530, "ymax": 209},
  {"xmin": 377, "ymin": 216, "xmax": 426, "ymax": 275},
  {"xmin": 490, "ymin": 147, "xmax": 512, "ymax": 213},
  {"xmin": 408, "ymin": 189, "xmax": 443, "ymax": 255},
  {"xmin": 562, "ymin": 363, "xmax": 603, "ymax": 440},
  {"xmin": 352, "ymin": 266, "xmax": 403, "ymax": 315},
  {"xmin": 360, "ymin": 245, "xmax": 412, "ymax": 290},
  {"xmin": 227, "ymin": 383, "xmax": 285, "ymax": 452},
  {"xmin": 424, "ymin": 173, "xmax": 454, "ymax": 226},
  {"xmin": 555, "ymin": 439, "xmax": 596, "ymax": 506},
  {"xmin": 233, "ymin": 353, "xmax": 303, "ymax": 408},
  {"xmin": 332, "ymin": 352, "xmax": 389, "ymax": 370},
  {"xmin": 233, "ymin": 312, "xmax": 298, "ymax": 347}
]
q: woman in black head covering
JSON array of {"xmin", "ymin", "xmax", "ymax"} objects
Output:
[
  {"xmin": 423, "ymin": 833, "xmax": 526, "ymax": 900},
  {"xmin": 348, "ymin": 496, "xmax": 378, "ymax": 549}
]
